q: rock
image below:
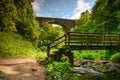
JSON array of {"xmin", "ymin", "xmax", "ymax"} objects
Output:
[{"xmin": 74, "ymin": 59, "xmax": 120, "ymax": 74}]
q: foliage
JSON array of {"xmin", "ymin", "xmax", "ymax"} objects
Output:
[
  {"xmin": 0, "ymin": 0, "xmax": 65, "ymax": 58},
  {"xmin": 101, "ymin": 50, "xmax": 116, "ymax": 60},
  {"xmin": 0, "ymin": 70, "xmax": 4, "ymax": 78},
  {"xmin": 73, "ymin": 50, "xmax": 109, "ymax": 60},
  {"xmin": 72, "ymin": 0, "xmax": 120, "ymax": 61},
  {"xmin": 0, "ymin": 0, "xmax": 18, "ymax": 31},
  {"xmin": 110, "ymin": 53, "xmax": 120, "ymax": 63},
  {"xmin": 38, "ymin": 23, "xmax": 64, "ymax": 51},
  {"xmin": 74, "ymin": 0, "xmax": 120, "ymax": 33},
  {"xmin": 74, "ymin": 50, "xmax": 95, "ymax": 60},
  {"xmin": 15, "ymin": 0, "xmax": 40, "ymax": 44},
  {"xmin": 0, "ymin": 0, "xmax": 40, "ymax": 47},
  {"xmin": 45, "ymin": 60, "xmax": 78, "ymax": 80},
  {"xmin": 81, "ymin": 53, "xmax": 95, "ymax": 60},
  {"xmin": 35, "ymin": 50, "xmax": 47, "ymax": 60},
  {"xmin": 73, "ymin": 10, "xmax": 91, "ymax": 32},
  {"xmin": 0, "ymin": 32, "xmax": 37, "ymax": 58},
  {"xmin": 91, "ymin": 0, "xmax": 120, "ymax": 32}
]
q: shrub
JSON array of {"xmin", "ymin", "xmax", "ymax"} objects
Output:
[
  {"xmin": 45, "ymin": 58, "xmax": 78, "ymax": 80},
  {"xmin": 0, "ymin": 70, "xmax": 4, "ymax": 78},
  {"xmin": 110, "ymin": 53, "xmax": 120, "ymax": 63},
  {"xmin": 35, "ymin": 50, "xmax": 47, "ymax": 60},
  {"xmin": 81, "ymin": 53, "xmax": 95, "ymax": 60},
  {"xmin": 102, "ymin": 50, "xmax": 116, "ymax": 60}
]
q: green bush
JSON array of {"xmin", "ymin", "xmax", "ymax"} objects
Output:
[
  {"xmin": 35, "ymin": 50, "xmax": 47, "ymax": 60},
  {"xmin": 0, "ymin": 70, "xmax": 4, "ymax": 78},
  {"xmin": 110, "ymin": 53, "xmax": 120, "ymax": 63},
  {"xmin": 101, "ymin": 50, "xmax": 116, "ymax": 60},
  {"xmin": 45, "ymin": 59, "xmax": 78, "ymax": 80},
  {"xmin": 81, "ymin": 53, "xmax": 95, "ymax": 60},
  {"xmin": 73, "ymin": 50, "xmax": 116, "ymax": 60}
]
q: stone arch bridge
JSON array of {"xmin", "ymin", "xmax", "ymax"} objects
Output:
[{"xmin": 36, "ymin": 17, "xmax": 76, "ymax": 31}]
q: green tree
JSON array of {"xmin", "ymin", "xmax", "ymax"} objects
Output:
[
  {"xmin": 38, "ymin": 23, "xmax": 64, "ymax": 49},
  {"xmin": 0, "ymin": 0, "xmax": 18, "ymax": 31},
  {"xmin": 0, "ymin": 0, "xmax": 40, "ymax": 47},
  {"xmin": 91, "ymin": 0, "xmax": 120, "ymax": 32},
  {"xmin": 14, "ymin": 0, "xmax": 40, "ymax": 43},
  {"xmin": 73, "ymin": 10, "xmax": 91, "ymax": 32}
]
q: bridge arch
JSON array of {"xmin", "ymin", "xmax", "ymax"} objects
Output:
[
  {"xmin": 36, "ymin": 17, "xmax": 76, "ymax": 32},
  {"xmin": 47, "ymin": 21, "xmax": 69, "ymax": 31}
]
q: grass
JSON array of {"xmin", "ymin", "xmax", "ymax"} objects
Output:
[
  {"xmin": 73, "ymin": 50, "xmax": 108, "ymax": 60},
  {"xmin": 0, "ymin": 31, "xmax": 37, "ymax": 58},
  {"xmin": 36, "ymin": 50, "xmax": 47, "ymax": 60}
]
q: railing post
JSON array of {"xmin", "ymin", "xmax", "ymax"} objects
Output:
[
  {"xmin": 103, "ymin": 33, "xmax": 105, "ymax": 49},
  {"xmin": 47, "ymin": 44, "xmax": 50, "ymax": 58},
  {"xmin": 119, "ymin": 34, "xmax": 120, "ymax": 48},
  {"xmin": 68, "ymin": 32, "xmax": 70, "ymax": 48},
  {"xmin": 65, "ymin": 34, "xmax": 67, "ymax": 48},
  {"xmin": 110, "ymin": 36, "xmax": 112, "ymax": 46},
  {"xmin": 96, "ymin": 35, "xmax": 98, "ymax": 47},
  {"xmin": 86, "ymin": 33, "xmax": 89, "ymax": 48}
]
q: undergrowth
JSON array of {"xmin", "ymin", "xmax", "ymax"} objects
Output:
[
  {"xmin": 0, "ymin": 31, "xmax": 37, "ymax": 58},
  {"xmin": 0, "ymin": 70, "xmax": 4, "ymax": 78},
  {"xmin": 45, "ymin": 57, "xmax": 79, "ymax": 80},
  {"xmin": 110, "ymin": 53, "xmax": 120, "ymax": 63}
]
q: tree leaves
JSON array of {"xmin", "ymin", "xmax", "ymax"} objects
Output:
[{"xmin": 74, "ymin": 0, "xmax": 120, "ymax": 33}]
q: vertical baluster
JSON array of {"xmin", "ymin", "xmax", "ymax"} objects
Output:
[
  {"xmin": 119, "ymin": 34, "xmax": 120, "ymax": 49},
  {"xmin": 96, "ymin": 35, "xmax": 98, "ymax": 47},
  {"xmin": 65, "ymin": 34, "xmax": 67, "ymax": 47},
  {"xmin": 110, "ymin": 36, "xmax": 112, "ymax": 46},
  {"xmin": 47, "ymin": 44, "xmax": 50, "ymax": 58},
  {"xmin": 68, "ymin": 32, "xmax": 70, "ymax": 48},
  {"xmin": 86, "ymin": 33, "xmax": 89, "ymax": 49},
  {"xmin": 103, "ymin": 34, "xmax": 105, "ymax": 49}
]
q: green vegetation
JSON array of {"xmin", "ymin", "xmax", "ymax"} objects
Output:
[
  {"xmin": 35, "ymin": 51, "xmax": 47, "ymax": 60},
  {"xmin": 0, "ymin": 32, "xmax": 37, "ymax": 58},
  {"xmin": 73, "ymin": 50, "xmax": 105, "ymax": 60},
  {"xmin": 0, "ymin": 0, "xmax": 120, "ymax": 79},
  {"xmin": 110, "ymin": 53, "xmax": 120, "ymax": 63},
  {"xmin": 38, "ymin": 23, "xmax": 64, "ymax": 51},
  {"xmin": 0, "ymin": 0, "xmax": 39, "ymax": 57},
  {"xmin": 0, "ymin": 0, "xmax": 64, "ymax": 58},
  {"xmin": 45, "ymin": 57, "xmax": 79, "ymax": 80},
  {"xmin": 0, "ymin": 70, "xmax": 4, "ymax": 78},
  {"xmin": 72, "ymin": 0, "xmax": 120, "ymax": 61},
  {"xmin": 73, "ymin": 0, "xmax": 120, "ymax": 33},
  {"xmin": 73, "ymin": 50, "xmax": 117, "ymax": 60}
]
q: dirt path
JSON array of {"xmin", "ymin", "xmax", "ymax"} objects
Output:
[{"xmin": 0, "ymin": 58, "xmax": 46, "ymax": 80}]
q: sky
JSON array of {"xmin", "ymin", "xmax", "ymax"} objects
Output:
[{"xmin": 32, "ymin": 0, "xmax": 96, "ymax": 19}]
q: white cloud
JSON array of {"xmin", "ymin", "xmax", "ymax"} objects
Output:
[
  {"xmin": 71, "ymin": 0, "xmax": 90, "ymax": 19},
  {"xmin": 32, "ymin": 0, "xmax": 45, "ymax": 12},
  {"xmin": 32, "ymin": 0, "xmax": 51, "ymax": 17},
  {"xmin": 49, "ymin": 7, "xmax": 59, "ymax": 11}
]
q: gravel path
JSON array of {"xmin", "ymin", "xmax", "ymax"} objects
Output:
[{"xmin": 0, "ymin": 58, "xmax": 46, "ymax": 80}]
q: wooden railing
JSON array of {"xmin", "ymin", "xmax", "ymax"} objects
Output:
[
  {"xmin": 67, "ymin": 32, "xmax": 120, "ymax": 46},
  {"xmin": 47, "ymin": 35, "xmax": 66, "ymax": 57},
  {"xmin": 47, "ymin": 32, "xmax": 120, "ymax": 57}
]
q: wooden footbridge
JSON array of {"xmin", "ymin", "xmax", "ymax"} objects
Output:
[{"xmin": 47, "ymin": 32, "xmax": 120, "ymax": 65}]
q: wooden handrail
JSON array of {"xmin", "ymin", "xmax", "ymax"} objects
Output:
[{"xmin": 47, "ymin": 34, "xmax": 67, "ymax": 57}]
